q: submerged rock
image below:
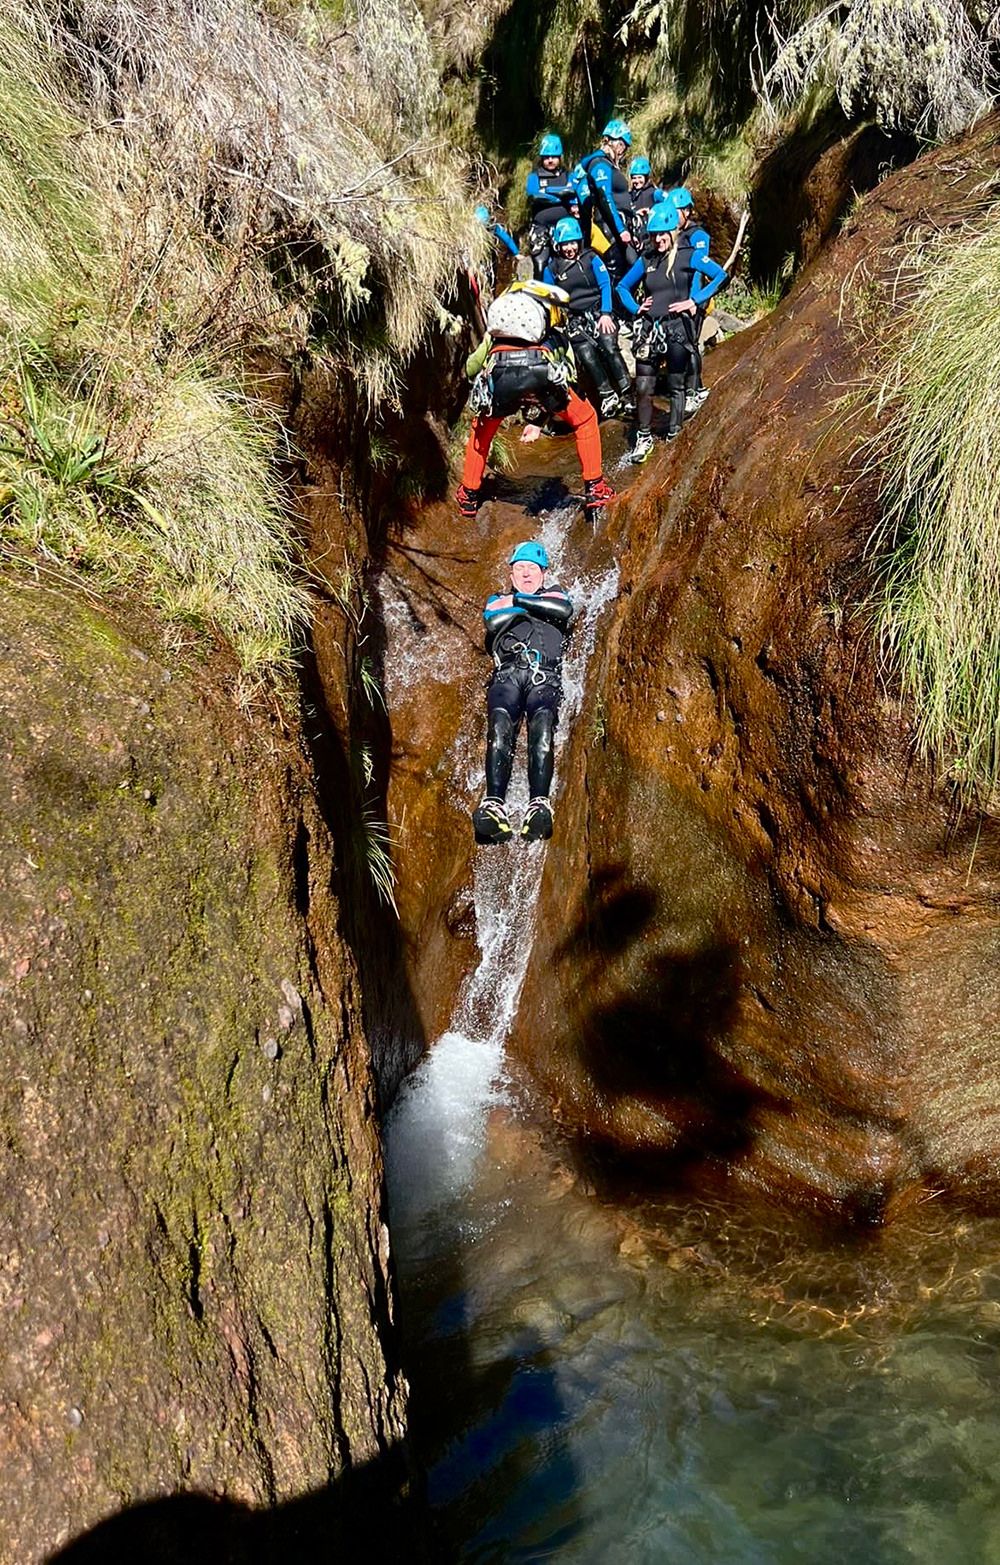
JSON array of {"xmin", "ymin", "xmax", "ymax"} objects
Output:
[{"xmin": 0, "ymin": 580, "xmax": 409, "ymax": 1557}]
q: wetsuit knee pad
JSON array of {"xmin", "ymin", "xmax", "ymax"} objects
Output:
[
  {"xmin": 527, "ymin": 707, "xmax": 556, "ymax": 797},
  {"xmin": 665, "ymin": 340, "xmax": 689, "ymax": 376},
  {"xmin": 571, "ymin": 335, "xmax": 609, "ymax": 397},
  {"xmin": 635, "ymin": 368, "xmax": 657, "ymax": 397},
  {"xmin": 487, "ymin": 705, "xmax": 517, "ymax": 751}
]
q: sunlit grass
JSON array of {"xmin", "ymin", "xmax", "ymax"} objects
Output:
[
  {"xmin": 0, "ymin": 0, "xmax": 478, "ymax": 682},
  {"xmin": 869, "ymin": 204, "xmax": 1000, "ymax": 800}
]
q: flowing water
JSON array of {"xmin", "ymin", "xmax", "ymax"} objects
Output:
[{"xmin": 384, "ymin": 491, "xmax": 1000, "ymax": 1563}]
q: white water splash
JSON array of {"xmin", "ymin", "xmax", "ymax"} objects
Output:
[{"xmin": 385, "ymin": 499, "xmax": 618, "ymax": 1229}]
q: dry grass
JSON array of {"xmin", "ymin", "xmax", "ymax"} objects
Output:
[
  {"xmin": 757, "ymin": 0, "xmax": 995, "ymax": 140},
  {"xmin": 0, "ymin": 0, "xmax": 478, "ymax": 683}
]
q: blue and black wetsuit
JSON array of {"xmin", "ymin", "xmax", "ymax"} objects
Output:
[
  {"xmin": 526, "ymin": 164, "xmax": 578, "ymax": 227},
  {"xmin": 482, "ymin": 586, "xmax": 574, "ymax": 801},
  {"xmin": 489, "ymin": 219, "xmax": 520, "ymax": 259},
  {"xmin": 543, "ymin": 250, "xmax": 632, "ymax": 409},
  {"xmin": 685, "ymin": 227, "xmax": 724, "ymax": 396},
  {"xmin": 629, "ymin": 181, "xmax": 669, "ymax": 242},
  {"xmin": 525, "ymin": 164, "xmax": 579, "ymax": 277},
  {"xmin": 574, "ymin": 151, "xmax": 635, "ymax": 295},
  {"xmin": 617, "ymin": 238, "xmax": 726, "ymax": 434}
]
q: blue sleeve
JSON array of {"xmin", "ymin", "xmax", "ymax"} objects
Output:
[
  {"xmin": 689, "ymin": 227, "xmax": 712, "ymax": 254},
  {"xmin": 616, "ymin": 256, "xmax": 645, "ymax": 316},
  {"xmin": 591, "ymin": 254, "xmax": 613, "ymax": 314},
  {"xmin": 493, "ymin": 223, "xmax": 520, "ymax": 258},
  {"xmin": 525, "ymin": 172, "xmax": 542, "ymax": 198},
  {"xmin": 690, "ymin": 252, "xmax": 726, "ymax": 306},
  {"xmin": 542, "ymin": 264, "xmax": 556, "ymax": 285},
  {"xmin": 569, "ymin": 165, "xmax": 588, "ymax": 204},
  {"xmin": 590, "ymin": 160, "xmax": 627, "ymax": 235}
]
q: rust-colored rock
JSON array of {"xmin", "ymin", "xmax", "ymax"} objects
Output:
[{"xmin": 504, "ymin": 117, "xmax": 1000, "ymax": 1219}]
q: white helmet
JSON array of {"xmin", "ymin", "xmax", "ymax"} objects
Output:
[{"xmin": 486, "ymin": 290, "xmax": 550, "ymax": 343}]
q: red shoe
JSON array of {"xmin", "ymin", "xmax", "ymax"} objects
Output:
[
  {"xmin": 456, "ymin": 483, "xmax": 480, "ymax": 518},
  {"xmin": 584, "ymin": 475, "xmax": 616, "ymax": 508}
]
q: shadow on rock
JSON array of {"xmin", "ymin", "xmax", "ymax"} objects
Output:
[
  {"xmin": 555, "ymin": 865, "xmax": 787, "ymax": 1189},
  {"xmin": 49, "ymin": 1451, "xmax": 420, "ymax": 1564}
]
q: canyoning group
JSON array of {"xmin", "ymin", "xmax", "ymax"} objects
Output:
[{"xmin": 463, "ymin": 116, "xmax": 738, "ymax": 847}]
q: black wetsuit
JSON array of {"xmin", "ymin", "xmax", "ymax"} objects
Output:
[
  {"xmin": 577, "ymin": 152, "xmax": 636, "ymax": 305},
  {"xmin": 628, "ymin": 183, "xmax": 665, "ymax": 242},
  {"xmin": 621, "ymin": 243, "xmax": 698, "ymax": 435},
  {"xmin": 544, "ymin": 250, "xmax": 632, "ymax": 408},
  {"xmin": 525, "ymin": 163, "xmax": 578, "ymax": 277},
  {"xmin": 482, "ymin": 586, "xmax": 574, "ymax": 800}
]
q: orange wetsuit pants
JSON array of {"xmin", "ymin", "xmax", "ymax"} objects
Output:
[{"xmin": 461, "ymin": 387, "xmax": 603, "ymax": 490}]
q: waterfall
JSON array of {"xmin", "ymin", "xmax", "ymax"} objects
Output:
[{"xmin": 384, "ymin": 499, "xmax": 619, "ymax": 1233}]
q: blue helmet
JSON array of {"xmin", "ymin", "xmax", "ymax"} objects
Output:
[
  {"xmin": 474, "ymin": 203, "xmax": 490, "ymax": 224},
  {"xmin": 629, "ymin": 156, "xmax": 651, "ymax": 178},
  {"xmin": 552, "ymin": 216, "xmax": 583, "ymax": 246},
  {"xmin": 510, "ymin": 540, "xmax": 549, "ymax": 569},
  {"xmin": 602, "ymin": 118, "xmax": 632, "ymax": 146},
  {"xmin": 668, "ymin": 186, "xmax": 694, "ymax": 210},
  {"xmin": 539, "ymin": 133, "xmax": 564, "ymax": 158},
  {"xmin": 646, "ymin": 203, "xmax": 679, "ymax": 235}
]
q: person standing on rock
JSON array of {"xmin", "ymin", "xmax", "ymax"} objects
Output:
[
  {"xmin": 616, "ymin": 203, "xmax": 726, "ymax": 462},
  {"xmin": 473, "ymin": 540, "xmax": 574, "ymax": 845},
  {"xmin": 456, "ymin": 281, "xmax": 617, "ymax": 524},
  {"xmin": 543, "ymin": 216, "xmax": 635, "ymax": 418},
  {"xmin": 572, "ymin": 119, "xmax": 636, "ymax": 302},
  {"xmin": 627, "ymin": 156, "xmax": 669, "ymax": 244},
  {"xmin": 525, "ymin": 134, "xmax": 580, "ymax": 279},
  {"xmin": 666, "ymin": 187, "xmax": 726, "ymax": 414}
]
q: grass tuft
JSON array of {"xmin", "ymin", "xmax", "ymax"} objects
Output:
[
  {"xmin": 868, "ymin": 203, "xmax": 1000, "ymax": 801},
  {"xmin": 0, "ymin": 0, "xmax": 479, "ymax": 682}
]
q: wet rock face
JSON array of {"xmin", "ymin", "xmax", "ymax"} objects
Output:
[
  {"xmin": 0, "ymin": 582, "xmax": 407, "ymax": 1558},
  {"xmin": 511, "ymin": 119, "xmax": 1000, "ymax": 1217}
]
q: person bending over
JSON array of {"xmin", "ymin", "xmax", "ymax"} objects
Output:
[
  {"xmin": 473, "ymin": 540, "xmax": 574, "ymax": 845},
  {"xmin": 456, "ymin": 281, "xmax": 616, "ymax": 524}
]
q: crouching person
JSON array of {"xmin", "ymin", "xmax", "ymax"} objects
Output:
[
  {"xmin": 456, "ymin": 280, "xmax": 616, "ymax": 524},
  {"xmin": 472, "ymin": 540, "xmax": 574, "ymax": 845}
]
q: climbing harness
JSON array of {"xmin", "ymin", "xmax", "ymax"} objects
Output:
[{"xmin": 494, "ymin": 639, "xmax": 554, "ymax": 685}]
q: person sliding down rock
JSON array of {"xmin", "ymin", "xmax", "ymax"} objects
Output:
[
  {"xmin": 543, "ymin": 217, "xmax": 634, "ymax": 419},
  {"xmin": 616, "ymin": 202, "xmax": 726, "ymax": 463},
  {"xmin": 473, "ymin": 540, "xmax": 574, "ymax": 845},
  {"xmin": 456, "ymin": 280, "xmax": 616, "ymax": 524}
]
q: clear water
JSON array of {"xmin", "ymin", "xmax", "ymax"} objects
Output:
[
  {"xmin": 383, "ymin": 478, "xmax": 1000, "ymax": 1564},
  {"xmin": 389, "ymin": 1052, "xmax": 1000, "ymax": 1564}
]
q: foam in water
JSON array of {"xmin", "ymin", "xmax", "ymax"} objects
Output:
[{"xmin": 385, "ymin": 498, "xmax": 619, "ymax": 1228}]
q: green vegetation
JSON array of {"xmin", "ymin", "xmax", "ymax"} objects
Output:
[
  {"xmin": 0, "ymin": 0, "xmax": 479, "ymax": 684},
  {"xmin": 870, "ymin": 204, "xmax": 1000, "ymax": 799},
  {"xmin": 758, "ymin": 0, "xmax": 993, "ymax": 141}
]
